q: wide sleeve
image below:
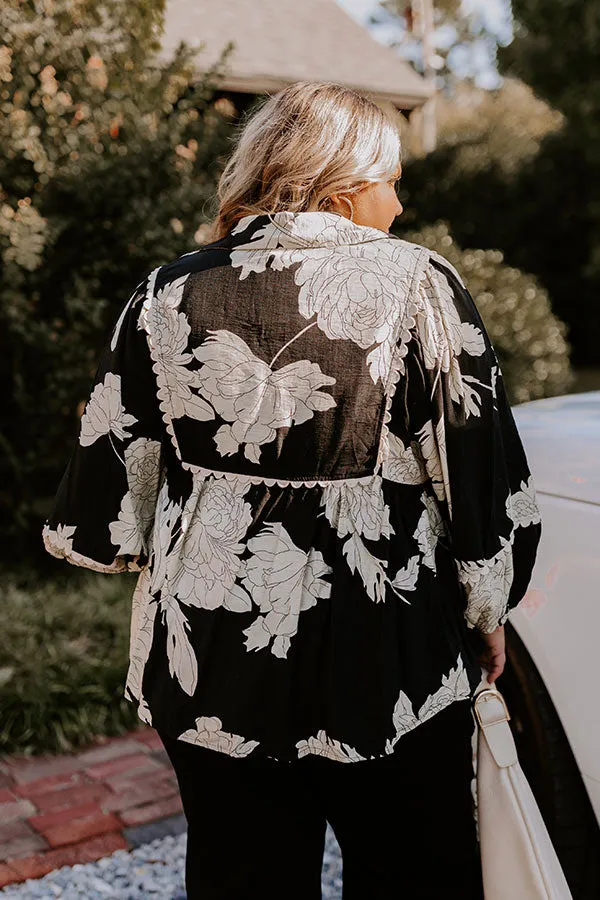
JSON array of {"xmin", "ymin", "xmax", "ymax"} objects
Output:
[
  {"xmin": 42, "ymin": 272, "xmax": 166, "ymax": 574},
  {"xmin": 388, "ymin": 253, "xmax": 542, "ymax": 633}
]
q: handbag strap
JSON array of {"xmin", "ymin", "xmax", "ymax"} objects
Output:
[{"xmin": 473, "ymin": 686, "xmax": 518, "ymax": 768}]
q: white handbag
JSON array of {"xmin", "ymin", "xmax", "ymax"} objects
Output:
[{"xmin": 473, "ymin": 675, "xmax": 573, "ymax": 900}]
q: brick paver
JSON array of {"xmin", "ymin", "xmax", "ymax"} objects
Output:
[{"xmin": 0, "ymin": 726, "xmax": 183, "ymax": 888}]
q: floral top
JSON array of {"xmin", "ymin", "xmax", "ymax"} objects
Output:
[{"xmin": 42, "ymin": 210, "xmax": 542, "ymax": 763}]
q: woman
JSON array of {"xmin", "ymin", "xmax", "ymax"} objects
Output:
[{"xmin": 43, "ymin": 81, "xmax": 542, "ymax": 899}]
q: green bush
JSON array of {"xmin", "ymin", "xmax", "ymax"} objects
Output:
[
  {"xmin": 0, "ymin": 566, "xmax": 139, "ymax": 757},
  {"xmin": 402, "ymin": 221, "xmax": 575, "ymax": 404},
  {"xmin": 0, "ymin": 0, "xmax": 234, "ymax": 564}
]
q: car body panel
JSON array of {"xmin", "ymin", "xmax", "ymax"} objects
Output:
[{"xmin": 510, "ymin": 391, "xmax": 600, "ymax": 825}]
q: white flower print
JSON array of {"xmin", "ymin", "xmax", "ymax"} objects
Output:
[
  {"xmin": 142, "ymin": 274, "xmax": 215, "ymax": 424},
  {"xmin": 109, "ymin": 493, "xmax": 140, "ymax": 556},
  {"xmin": 79, "ymin": 372, "xmax": 137, "ymax": 447},
  {"xmin": 109, "ymin": 437, "xmax": 162, "ymax": 555},
  {"xmin": 167, "ymin": 475, "xmax": 254, "ymax": 613},
  {"xmin": 413, "ymin": 493, "xmax": 447, "ymax": 571},
  {"xmin": 385, "ymin": 652, "xmax": 471, "ymax": 752},
  {"xmin": 192, "ymin": 329, "xmax": 336, "ymax": 464},
  {"xmin": 507, "ymin": 476, "xmax": 541, "ymax": 529},
  {"xmin": 293, "ymin": 243, "xmax": 419, "ymax": 384},
  {"xmin": 320, "ymin": 476, "xmax": 393, "ymax": 542},
  {"xmin": 240, "ymin": 522, "xmax": 333, "ymax": 659},
  {"xmin": 381, "ymin": 431, "xmax": 427, "ymax": 485},
  {"xmin": 178, "ymin": 715, "xmax": 260, "ymax": 757},
  {"xmin": 230, "ymin": 213, "xmax": 422, "ymax": 384},
  {"xmin": 458, "ymin": 536, "xmax": 515, "ymax": 632},
  {"xmin": 296, "ymin": 730, "xmax": 368, "ymax": 762}
]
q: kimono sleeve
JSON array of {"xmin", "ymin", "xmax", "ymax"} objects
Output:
[
  {"xmin": 390, "ymin": 254, "xmax": 543, "ymax": 633},
  {"xmin": 42, "ymin": 272, "xmax": 166, "ymax": 574}
]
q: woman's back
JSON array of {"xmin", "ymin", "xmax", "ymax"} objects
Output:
[{"xmin": 42, "ymin": 209, "xmax": 541, "ymax": 763}]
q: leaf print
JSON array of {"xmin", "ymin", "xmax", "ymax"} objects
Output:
[
  {"xmin": 416, "ymin": 654, "xmax": 471, "ymax": 724},
  {"xmin": 192, "ymin": 330, "xmax": 336, "ymax": 463},
  {"xmin": 386, "ymin": 652, "xmax": 471, "ymax": 751},
  {"xmin": 415, "ymin": 265, "xmax": 488, "ymax": 417},
  {"xmin": 142, "ymin": 274, "xmax": 215, "ymax": 423},
  {"xmin": 343, "ymin": 532, "xmax": 388, "ymax": 604},
  {"xmin": 507, "ymin": 476, "xmax": 541, "ymax": 529},
  {"xmin": 381, "ymin": 431, "xmax": 427, "ymax": 485},
  {"xmin": 240, "ymin": 522, "xmax": 333, "ymax": 658},
  {"xmin": 79, "ymin": 372, "xmax": 137, "ymax": 447},
  {"xmin": 296, "ymin": 730, "xmax": 368, "ymax": 762},
  {"xmin": 458, "ymin": 536, "xmax": 515, "ymax": 632},
  {"xmin": 168, "ymin": 475, "xmax": 254, "ymax": 611},
  {"xmin": 319, "ymin": 476, "xmax": 411, "ymax": 604},
  {"xmin": 413, "ymin": 493, "xmax": 447, "ymax": 571},
  {"xmin": 390, "ymin": 554, "xmax": 420, "ymax": 595},
  {"xmin": 390, "ymin": 690, "xmax": 419, "ymax": 738},
  {"xmin": 149, "ymin": 484, "xmax": 183, "ymax": 597},
  {"xmin": 124, "ymin": 566, "xmax": 157, "ymax": 702},
  {"xmin": 160, "ymin": 594, "xmax": 198, "ymax": 697},
  {"xmin": 178, "ymin": 716, "xmax": 260, "ymax": 757},
  {"xmin": 110, "ymin": 278, "xmax": 144, "ymax": 351},
  {"xmin": 414, "ymin": 419, "xmax": 449, "ymax": 511}
]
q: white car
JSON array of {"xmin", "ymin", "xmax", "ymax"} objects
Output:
[{"xmin": 503, "ymin": 389, "xmax": 600, "ymax": 898}]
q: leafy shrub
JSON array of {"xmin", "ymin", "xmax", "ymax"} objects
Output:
[
  {"xmin": 402, "ymin": 221, "xmax": 574, "ymax": 404},
  {"xmin": 0, "ymin": 566, "xmax": 139, "ymax": 757},
  {"xmin": 0, "ymin": 0, "xmax": 235, "ymax": 563}
]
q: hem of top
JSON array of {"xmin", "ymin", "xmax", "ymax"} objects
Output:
[
  {"xmin": 42, "ymin": 523, "xmax": 143, "ymax": 574},
  {"xmin": 125, "ymin": 690, "xmax": 474, "ymax": 765}
]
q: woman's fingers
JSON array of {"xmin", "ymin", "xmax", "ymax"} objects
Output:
[{"xmin": 478, "ymin": 649, "xmax": 506, "ymax": 684}]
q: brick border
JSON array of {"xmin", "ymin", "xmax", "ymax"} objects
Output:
[{"xmin": 0, "ymin": 727, "xmax": 183, "ymax": 888}]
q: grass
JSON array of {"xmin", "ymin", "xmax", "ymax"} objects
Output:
[{"xmin": 0, "ymin": 565, "xmax": 142, "ymax": 758}]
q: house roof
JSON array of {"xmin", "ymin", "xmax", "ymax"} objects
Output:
[{"xmin": 159, "ymin": 0, "xmax": 432, "ymax": 109}]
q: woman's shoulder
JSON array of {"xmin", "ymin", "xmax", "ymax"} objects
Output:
[{"xmin": 387, "ymin": 236, "xmax": 468, "ymax": 293}]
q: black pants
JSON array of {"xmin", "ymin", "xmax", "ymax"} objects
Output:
[{"xmin": 157, "ymin": 699, "xmax": 483, "ymax": 900}]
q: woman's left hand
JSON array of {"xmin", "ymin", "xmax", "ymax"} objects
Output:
[{"xmin": 477, "ymin": 624, "xmax": 506, "ymax": 684}]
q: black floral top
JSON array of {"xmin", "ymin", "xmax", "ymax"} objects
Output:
[{"xmin": 43, "ymin": 211, "xmax": 542, "ymax": 763}]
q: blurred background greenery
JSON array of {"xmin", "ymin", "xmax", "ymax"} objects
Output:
[{"xmin": 1, "ymin": 0, "xmax": 598, "ymax": 754}]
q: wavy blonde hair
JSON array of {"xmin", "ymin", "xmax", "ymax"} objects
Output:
[{"xmin": 206, "ymin": 81, "xmax": 403, "ymax": 241}]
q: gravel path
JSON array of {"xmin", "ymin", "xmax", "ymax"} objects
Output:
[{"xmin": 0, "ymin": 824, "xmax": 343, "ymax": 899}]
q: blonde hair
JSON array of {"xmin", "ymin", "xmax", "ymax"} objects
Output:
[{"xmin": 206, "ymin": 81, "xmax": 403, "ymax": 241}]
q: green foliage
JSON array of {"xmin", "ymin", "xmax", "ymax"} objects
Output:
[
  {"xmin": 0, "ymin": 567, "xmax": 139, "ymax": 756},
  {"xmin": 402, "ymin": 221, "xmax": 575, "ymax": 404},
  {"xmin": 0, "ymin": 0, "xmax": 235, "ymax": 563},
  {"xmin": 493, "ymin": 0, "xmax": 600, "ymax": 366},
  {"xmin": 401, "ymin": 2, "xmax": 600, "ymax": 368}
]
